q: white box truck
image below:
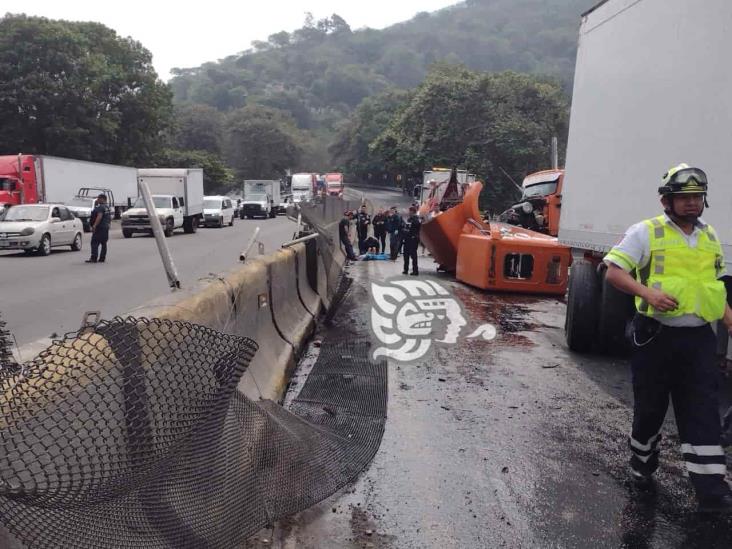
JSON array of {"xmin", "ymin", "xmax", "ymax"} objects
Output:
[
  {"xmin": 240, "ymin": 180, "xmax": 281, "ymax": 219},
  {"xmin": 560, "ymin": 0, "xmax": 732, "ymax": 353},
  {"xmin": 121, "ymin": 168, "xmax": 204, "ymax": 237}
]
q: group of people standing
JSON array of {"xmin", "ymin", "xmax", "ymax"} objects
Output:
[{"xmin": 339, "ymin": 204, "xmax": 422, "ymax": 275}]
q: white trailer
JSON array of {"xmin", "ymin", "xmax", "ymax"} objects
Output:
[
  {"xmin": 36, "ymin": 156, "xmax": 138, "ymax": 215},
  {"xmin": 136, "ymin": 168, "xmax": 204, "ymax": 233},
  {"xmin": 560, "ymin": 0, "xmax": 732, "ymax": 353}
]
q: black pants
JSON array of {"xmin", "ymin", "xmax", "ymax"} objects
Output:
[
  {"xmin": 389, "ymin": 233, "xmax": 401, "ymax": 260},
  {"xmin": 375, "ymin": 232, "xmax": 386, "ymax": 254},
  {"xmin": 90, "ymin": 228, "xmax": 109, "ymax": 261},
  {"xmin": 340, "ymin": 237, "xmax": 356, "ymax": 260},
  {"xmin": 629, "ymin": 323, "xmax": 729, "ymax": 499},
  {"xmin": 402, "ymin": 239, "xmax": 418, "ymax": 274},
  {"xmin": 357, "ymin": 228, "xmax": 368, "ymax": 254}
]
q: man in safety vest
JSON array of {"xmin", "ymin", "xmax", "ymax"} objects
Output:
[{"xmin": 605, "ymin": 163, "xmax": 732, "ymax": 513}]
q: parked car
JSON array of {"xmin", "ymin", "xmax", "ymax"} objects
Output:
[
  {"xmin": 0, "ymin": 204, "xmax": 83, "ymax": 255},
  {"xmin": 203, "ymin": 196, "xmax": 235, "ymax": 228}
]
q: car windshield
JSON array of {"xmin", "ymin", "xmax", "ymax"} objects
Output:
[
  {"xmin": 523, "ymin": 181, "xmax": 558, "ymax": 199},
  {"xmin": 2, "ymin": 206, "xmax": 49, "ymax": 222},
  {"xmin": 68, "ymin": 197, "xmax": 95, "ymax": 207},
  {"xmin": 132, "ymin": 196, "xmax": 171, "ymax": 209},
  {"xmin": 204, "ymin": 199, "xmax": 222, "ymax": 209}
]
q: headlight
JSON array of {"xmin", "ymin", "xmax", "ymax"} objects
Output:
[
  {"xmin": 521, "ymin": 202, "xmax": 533, "ymax": 214},
  {"xmin": 20, "ymin": 227, "xmax": 34, "ymax": 236}
]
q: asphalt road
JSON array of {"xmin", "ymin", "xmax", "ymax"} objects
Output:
[
  {"xmin": 247, "ymin": 187, "xmax": 732, "ymax": 549},
  {"xmin": 0, "ymin": 215, "xmax": 297, "ymax": 350}
]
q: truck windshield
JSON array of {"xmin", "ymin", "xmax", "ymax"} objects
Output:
[
  {"xmin": 291, "ymin": 175, "xmax": 311, "ymax": 189},
  {"xmin": 203, "ymin": 199, "xmax": 222, "ymax": 209},
  {"xmin": 132, "ymin": 196, "xmax": 171, "ymax": 209},
  {"xmin": 327, "ymin": 181, "xmax": 342, "ymax": 188},
  {"xmin": 2, "ymin": 206, "xmax": 49, "ymax": 222},
  {"xmin": 0, "ymin": 178, "xmax": 16, "ymax": 192},
  {"xmin": 523, "ymin": 182, "xmax": 558, "ymax": 199}
]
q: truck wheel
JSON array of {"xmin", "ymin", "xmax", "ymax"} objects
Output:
[
  {"xmin": 122, "ymin": 229, "xmax": 133, "ymax": 239},
  {"xmin": 164, "ymin": 218, "xmax": 174, "ymax": 237},
  {"xmin": 83, "ymin": 223, "xmax": 91, "ymax": 233},
  {"xmin": 70, "ymin": 233, "xmax": 82, "ymax": 251},
  {"xmin": 183, "ymin": 216, "xmax": 198, "ymax": 234},
  {"xmin": 218, "ymin": 216, "xmax": 224, "ymax": 228},
  {"xmin": 269, "ymin": 209, "xmax": 276, "ymax": 219},
  {"xmin": 240, "ymin": 212, "xmax": 245, "ymax": 220},
  {"xmin": 597, "ymin": 267, "xmax": 634, "ymax": 354},
  {"xmin": 37, "ymin": 234, "xmax": 51, "ymax": 256},
  {"xmin": 229, "ymin": 215, "xmax": 234, "ymax": 227},
  {"xmin": 565, "ymin": 259, "xmax": 600, "ymax": 352}
]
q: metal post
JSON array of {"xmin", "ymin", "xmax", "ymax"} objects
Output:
[
  {"xmin": 138, "ymin": 179, "xmax": 181, "ymax": 289},
  {"xmin": 281, "ymin": 232, "xmax": 319, "ymax": 248},
  {"xmin": 551, "ymin": 136, "xmax": 559, "ymax": 170},
  {"xmin": 239, "ymin": 227, "xmax": 261, "ymax": 262}
]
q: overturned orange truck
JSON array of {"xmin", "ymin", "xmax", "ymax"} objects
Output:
[{"xmin": 418, "ymin": 176, "xmax": 571, "ymax": 296}]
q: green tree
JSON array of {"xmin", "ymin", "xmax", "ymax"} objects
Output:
[
  {"xmin": 154, "ymin": 149, "xmax": 234, "ymax": 194},
  {"xmin": 224, "ymin": 105, "xmax": 302, "ymax": 179},
  {"xmin": 172, "ymin": 104, "xmax": 224, "ymax": 154},
  {"xmin": 0, "ymin": 14, "xmax": 172, "ymax": 165},
  {"xmin": 372, "ymin": 65, "xmax": 569, "ymax": 209},
  {"xmin": 330, "ymin": 89, "xmax": 410, "ymax": 180}
]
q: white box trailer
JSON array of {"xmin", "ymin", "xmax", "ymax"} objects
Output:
[
  {"xmin": 560, "ymin": 0, "xmax": 732, "ymax": 353},
  {"xmin": 37, "ymin": 156, "xmax": 138, "ymax": 214}
]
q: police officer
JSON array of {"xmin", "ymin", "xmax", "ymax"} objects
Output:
[
  {"xmin": 386, "ymin": 206, "xmax": 403, "ymax": 261},
  {"xmin": 402, "ymin": 205, "xmax": 421, "ymax": 276},
  {"xmin": 86, "ymin": 194, "xmax": 111, "ymax": 264},
  {"xmin": 605, "ymin": 163, "xmax": 732, "ymax": 513},
  {"xmin": 356, "ymin": 204, "xmax": 371, "ymax": 255},
  {"xmin": 339, "ymin": 210, "xmax": 357, "ymax": 261}
]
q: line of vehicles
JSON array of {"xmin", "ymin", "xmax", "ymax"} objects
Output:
[{"xmin": 0, "ymin": 156, "xmax": 347, "ymax": 255}]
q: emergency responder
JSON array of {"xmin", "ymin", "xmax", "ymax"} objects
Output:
[
  {"xmin": 372, "ymin": 209, "xmax": 387, "ymax": 253},
  {"xmin": 386, "ymin": 206, "xmax": 403, "ymax": 261},
  {"xmin": 604, "ymin": 163, "xmax": 732, "ymax": 513},
  {"xmin": 402, "ymin": 205, "xmax": 421, "ymax": 276},
  {"xmin": 339, "ymin": 210, "xmax": 357, "ymax": 261},
  {"xmin": 356, "ymin": 204, "xmax": 371, "ymax": 254},
  {"xmin": 86, "ymin": 194, "xmax": 111, "ymax": 264}
]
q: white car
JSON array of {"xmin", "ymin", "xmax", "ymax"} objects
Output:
[
  {"xmin": 0, "ymin": 204, "xmax": 83, "ymax": 256},
  {"xmin": 202, "ymin": 196, "xmax": 235, "ymax": 228}
]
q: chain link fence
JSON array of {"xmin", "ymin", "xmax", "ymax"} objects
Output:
[{"xmin": 0, "ymin": 317, "xmax": 387, "ymax": 548}]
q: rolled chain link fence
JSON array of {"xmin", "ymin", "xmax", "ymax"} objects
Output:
[{"xmin": 0, "ymin": 315, "xmax": 387, "ymax": 548}]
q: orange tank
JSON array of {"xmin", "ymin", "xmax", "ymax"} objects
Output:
[{"xmin": 420, "ymin": 182, "xmax": 570, "ymax": 296}]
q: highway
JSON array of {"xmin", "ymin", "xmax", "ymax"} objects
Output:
[{"xmin": 0, "ymin": 215, "xmax": 297, "ymax": 352}]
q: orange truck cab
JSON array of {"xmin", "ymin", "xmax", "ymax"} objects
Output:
[
  {"xmin": 324, "ymin": 173, "xmax": 344, "ymax": 197},
  {"xmin": 499, "ymin": 169, "xmax": 564, "ymax": 236},
  {"xmin": 419, "ymin": 178, "xmax": 570, "ymax": 296}
]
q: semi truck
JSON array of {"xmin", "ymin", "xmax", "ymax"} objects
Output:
[
  {"xmin": 324, "ymin": 173, "xmax": 344, "ymax": 197},
  {"xmin": 499, "ymin": 169, "xmax": 564, "ymax": 236},
  {"xmin": 291, "ymin": 173, "xmax": 316, "ymax": 204},
  {"xmin": 560, "ymin": 0, "xmax": 732, "ymax": 353},
  {"xmin": 121, "ymin": 168, "xmax": 204, "ymax": 237},
  {"xmin": 0, "ymin": 155, "xmax": 137, "ymax": 217}
]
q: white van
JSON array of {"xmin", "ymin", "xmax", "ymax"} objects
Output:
[{"xmin": 202, "ymin": 195, "xmax": 235, "ymax": 228}]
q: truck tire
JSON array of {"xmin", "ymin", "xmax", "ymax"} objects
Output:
[
  {"xmin": 83, "ymin": 222, "xmax": 91, "ymax": 233},
  {"xmin": 269, "ymin": 209, "xmax": 276, "ymax": 219},
  {"xmin": 70, "ymin": 232, "xmax": 82, "ymax": 251},
  {"xmin": 37, "ymin": 234, "xmax": 51, "ymax": 256},
  {"xmin": 122, "ymin": 229, "xmax": 133, "ymax": 239},
  {"xmin": 565, "ymin": 260, "xmax": 600, "ymax": 352},
  {"xmin": 164, "ymin": 218, "xmax": 174, "ymax": 237},
  {"xmin": 218, "ymin": 216, "xmax": 224, "ymax": 228},
  {"xmin": 183, "ymin": 216, "xmax": 198, "ymax": 234},
  {"xmin": 597, "ymin": 268, "xmax": 634, "ymax": 354},
  {"xmin": 229, "ymin": 215, "xmax": 234, "ymax": 227}
]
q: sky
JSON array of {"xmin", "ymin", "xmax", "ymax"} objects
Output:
[{"xmin": 4, "ymin": 1, "xmax": 457, "ymax": 80}]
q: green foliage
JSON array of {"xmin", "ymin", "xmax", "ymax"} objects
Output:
[
  {"xmin": 171, "ymin": 104, "xmax": 224, "ymax": 154},
  {"xmin": 0, "ymin": 14, "xmax": 172, "ymax": 165},
  {"xmin": 372, "ymin": 65, "xmax": 569, "ymax": 210},
  {"xmin": 224, "ymin": 105, "xmax": 302, "ymax": 179},
  {"xmin": 153, "ymin": 149, "xmax": 234, "ymax": 194}
]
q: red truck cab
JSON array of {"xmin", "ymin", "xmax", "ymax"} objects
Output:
[
  {"xmin": 324, "ymin": 173, "xmax": 344, "ymax": 197},
  {"xmin": 0, "ymin": 155, "xmax": 39, "ymax": 208}
]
